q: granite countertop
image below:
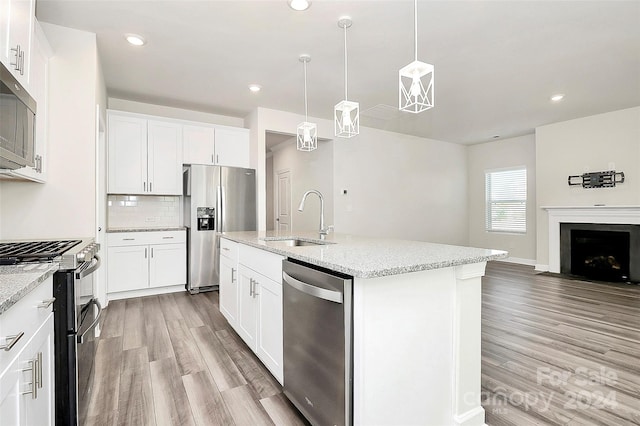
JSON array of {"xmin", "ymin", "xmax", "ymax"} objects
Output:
[
  {"xmin": 107, "ymin": 227, "xmax": 186, "ymax": 233},
  {"xmin": 0, "ymin": 263, "xmax": 58, "ymax": 315},
  {"xmin": 221, "ymin": 231, "xmax": 508, "ymax": 279}
]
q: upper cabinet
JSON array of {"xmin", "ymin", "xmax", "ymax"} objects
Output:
[
  {"xmin": 0, "ymin": 0, "xmax": 35, "ymax": 89},
  {"xmin": 107, "ymin": 111, "xmax": 183, "ymax": 195},
  {"xmin": 183, "ymin": 124, "xmax": 249, "ymax": 168}
]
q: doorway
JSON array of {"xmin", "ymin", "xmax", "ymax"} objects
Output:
[{"xmin": 276, "ymin": 169, "xmax": 291, "ymax": 231}]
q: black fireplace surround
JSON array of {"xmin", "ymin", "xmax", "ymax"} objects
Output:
[{"xmin": 560, "ymin": 223, "xmax": 640, "ymax": 283}]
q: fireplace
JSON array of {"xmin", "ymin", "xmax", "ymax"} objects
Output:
[{"xmin": 560, "ymin": 223, "xmax": 640, "ymax": 283}]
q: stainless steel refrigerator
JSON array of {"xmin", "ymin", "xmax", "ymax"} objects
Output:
[{"xmin": 183, "ymin": 164, "xmax": 256, "ymax": 293}]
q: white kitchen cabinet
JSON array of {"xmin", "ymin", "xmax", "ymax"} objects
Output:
[
  {"xmin": 106, "ymin": 230, "xmax": 186, "ymax": 297},
  {"xmin": 230, "ymin": 241, "xmax": 284, "ymax": 383},
  {"xmin": 182, "ymin": 124, "xmax": 250, "ymax": 168},
  {"xmin": 107, "ymin": 111, "xmax": 183, "ymax": 195},
  {"xmin": 213, "ymin": 126, "xmax": 250, "ymax": 168},
  {"xmin": 0, "ymin": 0, "xmax": 35, "ymax": 89},
  {"xmin": 0, "ymin": 276, "xmax": 55, "ymax": 426},
  {"xmin": 219, "ymin": 239, "xmax": 239, "ymax": 327},
  {"xmin": 182, "ymin": 124, "xmax": 215, "ymax": 165},
  {"xmin": 3, "ymin": 20, "xmax": 51, "ymax": 183}
]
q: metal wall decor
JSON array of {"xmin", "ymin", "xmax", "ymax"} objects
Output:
[{"xmin": 568, "ymin": 170, "xmax": 625, "ymax": 188}]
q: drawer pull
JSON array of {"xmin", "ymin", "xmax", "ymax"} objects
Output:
[
  {"xmin": 162, "ymin": 236, "xmax": 174, "ymax": 239},
  {"xmin": 222, "ymin": 247, "xmax": 230, "ymax": 251},
  {"xmin": 38, "ymin": 298, "xmax": 56, "ymax": 309},
  {"xmin": 1, "ymin": 332, "xmax": 25, "ymax": 351},
  {"xmin": 123, "ymin": 238, "xmax": 135, "ymax": 241}
]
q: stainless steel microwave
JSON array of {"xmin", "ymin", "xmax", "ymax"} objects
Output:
[{"xmin": 0, "ymin": 61, "xmax": 36, "ymax": 170}]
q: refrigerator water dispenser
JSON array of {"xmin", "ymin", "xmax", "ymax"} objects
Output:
[{"xmin": 197, "ymin": 207, "xmax": 215, "ymax": 230}]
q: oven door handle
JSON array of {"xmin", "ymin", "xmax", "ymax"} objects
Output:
[
  {"xmin": 75, "ymin": 254, "xmax": 101, "ymax": 280},
  {"xmin": 77, "ymin": 298, "xmax": 102, "ymax": 344}
]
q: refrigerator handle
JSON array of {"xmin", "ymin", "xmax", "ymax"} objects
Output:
[
  {"xmin": 216, "ymin": 185, "xmax": 222, "ymax": 232},
  {"xmin": 220, "ymin": 184, "xmax": 226, "ymax": 232}
]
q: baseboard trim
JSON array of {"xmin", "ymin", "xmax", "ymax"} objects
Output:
[
  {"xmin": 535, "ymin": 264, "xmax": 550, "ymax": 272},
  {"xmin": 497, "ymin": 257, "xmax": 536, "ymax": 266},
  {"xmin": 107, "ymin": 284, "xmax": 187, "ymax": 303}
]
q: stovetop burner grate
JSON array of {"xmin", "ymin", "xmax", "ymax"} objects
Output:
[{"xmin": 0, "ymin": 240, "xmax": 82, "ymax": 264}]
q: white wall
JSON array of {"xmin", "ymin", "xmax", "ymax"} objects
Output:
[
  {"xmin": 247, "ymin": 107, "xmax": 469, "ymax": 245},
  {"xmin": 467, "ymin": 135, "xmax": 537, "ymax": 263},
  {"xmin": 108, "ymin": 98, "xmax": 244, "ymax": 128},
  {"xmin": 535, "ymin": 106, "xmax": 640, "ymax": 268},
  {"xmin": 271, "ymin": 138, "xmax": 334, "ymax": 233},
  {"xmin": 0, "ymin": 24, "xmax": 104, "ymax": 239},
  {"xmin": 334, "ymin": 126, "xmax": 469, "ymax": 244}
]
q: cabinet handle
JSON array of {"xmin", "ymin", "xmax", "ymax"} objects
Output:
[
  {"xmin": 149, "ymin": 182, "xmax": 152, "ymax": 192},
  {"xmin": 162, "ymin": 236, "xmax": 174, "ymax": 239},
  {"xmin": 1, "ymin": 332, "xmax": 24, "ymax": 351},
  {"xmin": 145, "ymin": 248, "xmax": 148, "ymax": 258},
  {"xmin": 123, "ymin": 238, "xmax": 135, "ymax": 241},
  {"xmin": 249, "ymin": 278, "xmax": 254, "ymax": 296},
  {"xmin": 10, "ymin": 45, "xmax": 21, "ymax": 71},
  {"xmin": 231, "ymin": 268, "xmax": 236, "ymax": 283},
  {"xmin": 151, "ymin": 248, "xmax": 154, "ymax": 258},
  {"xmin": 21, "ymin": 358, "xmax": 38, "ymax": 399},
  {"xmin": 37, "ymin": 352, "xmax": 43, "ymax": 389},
  {"xmin": 216, "ymin": 154, "xmax": 219, "ymax": 164},
  {"xmin": 19, "ymin": 50, "xmax": 25, "ymax": 75},
  {"xmin": 253, "ymin": 280, "xmax": 259, "ymax": 298},
  {"xmin": 222, "ymin": 247, "xmax": 230, "ymax": 251},
  {"xmin": 211, "ymin": 154, "xmax": 214, "ymax": 164},
  {"xmin": 38, "ymin": 298, "xmax": 56, "ymax": 309},
  {"xmin": 143, "ymin": 182, "xmax": 146, "ymax": 192}
]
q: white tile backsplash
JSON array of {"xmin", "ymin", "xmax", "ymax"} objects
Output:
[{"xmin": 108, "ymin": 195, "xmax": 181, "ymax": 229}]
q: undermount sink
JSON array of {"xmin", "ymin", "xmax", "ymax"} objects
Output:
[{"xmin": 262, "ymin": 238, "xmax": 333, "ymax": 247}]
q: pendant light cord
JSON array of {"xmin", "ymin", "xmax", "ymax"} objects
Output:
[
  {"xmin": 414, "ymin": 0, "xmax": 418, "ymax": 61},
  {"xmin": 344, "ymin": 24, "xmax": 348, "ymax": 100},
  {"xmin": 303, "ymin": 60, "xmax": 309, "ymax": 120}
]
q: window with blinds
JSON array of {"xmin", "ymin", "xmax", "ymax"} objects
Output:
[{"xmin": 485, "ymin": 168, "xmax": 527, "ymax": 233}]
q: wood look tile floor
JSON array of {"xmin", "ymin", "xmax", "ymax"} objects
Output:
[
  {"xmin": 88, "ymin": 262, "xmax": 640, "ymax": 425},
  {"xmin": 87, "ymin": 291, "xmax": 308, "ymax": 426}
]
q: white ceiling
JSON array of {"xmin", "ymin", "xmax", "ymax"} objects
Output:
[{"xmin": 37, "ymin": 0, "xmax": 640, "ymax": 145}]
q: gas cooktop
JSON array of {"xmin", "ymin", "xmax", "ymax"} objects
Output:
[{"xmin": 0, "ymin": 240, "xmax": 82, "ymax": 264}]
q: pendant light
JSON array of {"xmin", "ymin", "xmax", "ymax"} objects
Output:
[
  {"xmin": 399, "ymin": 0, "xmax": 434, "ymax": 113},
  {"xmin": 334, "ymin": 17, "xmax": 359, "ymax": 138},
  {"xmin": 297, "ymin": 54, "xmax": 317, "ymax": 152}
]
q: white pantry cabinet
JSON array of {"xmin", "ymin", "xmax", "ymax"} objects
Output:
[
  {"xmin": 107, "ymin": 111, "xmax": 183, "ymax": 195},
  {"xmin": 182, "ymin": 124, "xmax": 250, "ymax": 168},
  {"xmin": 225, "ymin": 240, "xmax": 284, "ymax": 383},
  {"xmin": 219, "ymin": 238, "xmax": 239, "ymax": 327},
  {"xmin": 0, "ymin": 0, "xmax": 35, "ymax": 89},
  {"xmin": 107, "ymin": 230, "xmax": 186, "ymax": 297},
  {"xmin": 0, "ymin": 276, "xmax": 55, "ymax": 426}
]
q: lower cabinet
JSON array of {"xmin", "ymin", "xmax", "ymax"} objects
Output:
[
  {"xmin": 0, "ymin": 313, "xmax": 54, "ymax": 426},
  {"xmin": 219, "ymin": 239, "xmax": 284, "ymax": 384},
  {"xmin": 107, "ymin": 230, "xmax": 186, "ymax": 297}
]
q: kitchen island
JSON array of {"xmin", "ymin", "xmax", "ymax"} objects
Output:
[{"xmin": 221, "ymin": 231, "xmax": 507, "ymax": 426}]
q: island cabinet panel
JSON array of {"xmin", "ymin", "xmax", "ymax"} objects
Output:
[
  {"xmin": 224, "ymin": 240, "xmax": 284, "ymax": 383},
  {"xmin": 351, "ymin": 263, "xmax": 487, "ymax": 426},
  {"xmin": 219, "ymin": 239, "xmax": 239, "ymax": 327}
]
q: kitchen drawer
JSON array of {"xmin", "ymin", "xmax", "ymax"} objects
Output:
[
  {"xmin": 238, "ymin": 244, "xmax": 284, "ymax": 284},
  {"xmin": 107, "ymin": 230, "xmax": 186, "ymax": 247},
  {"xmin": 0, "ymin": 276, "xmax": 53, "ymax": 372},
  {"xmin": 220, "ymin": 238, "xmax": 238, "ymax": 262}
]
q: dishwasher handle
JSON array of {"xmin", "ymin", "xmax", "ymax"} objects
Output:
[{"xmin": 283, "ymin": 271, "xmax": 343, "ymax": 304}]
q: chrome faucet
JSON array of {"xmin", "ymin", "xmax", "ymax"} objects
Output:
[{"xmin": 298, "ymin": 190, "xmax": 332, "ymax": 237}]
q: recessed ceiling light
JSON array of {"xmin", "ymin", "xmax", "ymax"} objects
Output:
[
  {"xmin": 125, "ymin": 34, "xmax": 146, "ymax": 46},
  {"xmin": 550, "ymin": 93, "xmax": 565, "ymax": 102},
  {"xmin": 249, "ymin": 84, "xmax": 262, "ymax": 93},
  {"xmin": 288, "ymin": 0, "xmax": 311, "ymax": 11}
]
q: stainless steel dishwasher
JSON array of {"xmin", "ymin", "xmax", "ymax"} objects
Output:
[{"xmin": 282, "ymin": 259, "xmax": 353, "ymax": 426}]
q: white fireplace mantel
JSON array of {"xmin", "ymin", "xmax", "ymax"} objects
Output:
[{"xmin": 543, "ymin": 206, "xmax": 640, "ymax": 273}]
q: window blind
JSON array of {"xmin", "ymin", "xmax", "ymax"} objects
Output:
[{"xmin": 485, "ymin": 168, "xmax": 527, "ymax": 233}]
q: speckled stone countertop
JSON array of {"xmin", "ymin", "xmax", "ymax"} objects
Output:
[
  {"xmin": 0, "ymin": 263, "xmax": 58, "ymax": 315},
  {"xmin": 221, "ymin": 231, "xmax": 508, "ymax": 279},
  {"xmin": 107, "ymin": 227, "xmax": 186, "ymax": 233}
]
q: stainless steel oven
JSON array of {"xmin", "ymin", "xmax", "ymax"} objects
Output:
[{"xmin": 0, "ymin": 238, "xmax": 100, "ymax": 425}]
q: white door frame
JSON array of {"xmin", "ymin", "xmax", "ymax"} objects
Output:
[{"xmin": 275, "ymin": 168, "xmax": 292, "ymax": 232}]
